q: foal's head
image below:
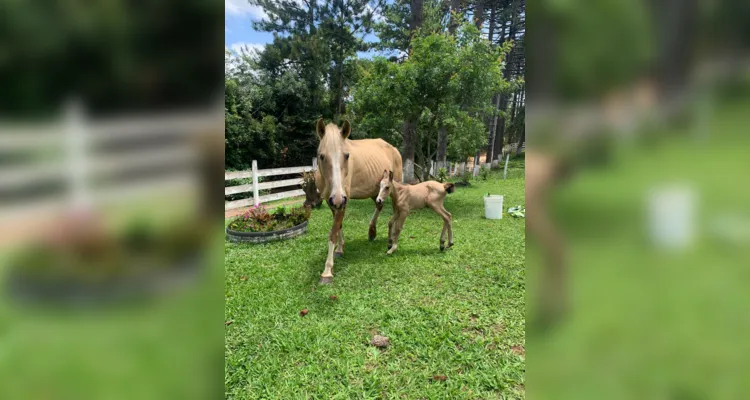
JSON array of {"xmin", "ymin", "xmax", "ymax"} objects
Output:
[
  {"xmin": 375, "ymin": 170, "xmax": 394, "ymax": 206},
  {"xmin": 316, "ymin": 118, "xmax": 351, "ymax": 209}
]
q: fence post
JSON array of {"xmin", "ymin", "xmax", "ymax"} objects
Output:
[
  {"xmin": 252, "ymin": 160, "xmax": 260, "ymax": 206},
  {"xmin": 503, "ymin": 154, "xmax": 510, "ymax": 180},
  {"xmin": 65, "ymin": 98, "xmax": 90, "ymax": 211}
]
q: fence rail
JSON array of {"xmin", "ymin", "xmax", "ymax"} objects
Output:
[
  {"xmin": 0, "ymin": 100, "xmax": 221, "ymax": 228},
  {"xmin": 225, "ymin": 159, "xmax": 316, "ymax": 211},
  {"xmin": 224, "ymin": 148, "xmax": 525, "ymax": 212}
]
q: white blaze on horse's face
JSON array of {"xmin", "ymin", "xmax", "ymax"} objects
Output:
[
  {"xmin": 316, "ymin": 119, "xmax": 351, "ymax": 209},
  {"xmin": 375, "ymin": 170, "xmax": 392, "ymax": 206}
]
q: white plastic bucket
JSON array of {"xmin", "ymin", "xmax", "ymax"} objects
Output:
[
  {"xmin": 647, "ymin": 186, "xmax": 696, "ymax": 250},
  {"xmin": 484, "ymin": 195, "xmax": 504, "ymax": 219}
]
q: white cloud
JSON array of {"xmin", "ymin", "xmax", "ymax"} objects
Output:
[
  {"xmin": 230, "ymin": 42, "xmax": 266, "ymax": 56},
  {"xmin": 225, "ymin": 0, "xmax": 266, "ymax": 19}
]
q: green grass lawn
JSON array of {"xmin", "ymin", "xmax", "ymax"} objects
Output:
[
  {"xmin": 225, "ymin": 167, "xmax": 526, "ymax": 399},
  {"xmin": 528, "ymin": 94, "xmax": 750, "ymax": 399}
]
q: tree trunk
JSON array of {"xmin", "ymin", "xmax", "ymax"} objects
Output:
[
  {"xmin": 483, "ymin": 1, "xmax": 499, "ymax": 163},
  {"xmin": 309, "ymin": 0, "xmax": 317, "ymax": 110},
  {"xmin": 448, "ymin": 0, "xmax": 461, "ymax": 35},
  {"xmin": 516, "ymin": 128, "xmax": 525, "ymax": 155},
  {"xmin": 487, "ymin": 94, "xmax": 501, "ymax": 161},
  {"xmin": 309, "ymin": 0, "xmax": 316, "ymax": 35},
  {"xmin": 492, "ymin": 0, "xmax": 519, "ymax": 160},
  {"xmin": 437, "ymin": 125, "xmax": 448, "ymax": 170},
  {"xmin": 651, "ymin": 0, "xmax": 697, "ymax": 97},
  {"xmin": 410, "ymin": 0, "xmax": 424, "ymax": 46},
  {"xmin": 421, "ymin": 133, "xmax": 431, "ymax": 181},
  {"xmin": 402, "ymin": 117, "xmax": 418, "ymax": 183},
  {"xmin": 508, "ymin": 90, "xmax": 519, "ymax": 142},
  {"xmin": 488, "ymin": 0, "xmax": 496, "ymax": 42},
  {"xmin": 474, "ymin": 0, "xmax": 485, "ymax": 30},
  {"xmin": 493, "ymin": 98, "xmax": 507, "ymax": 161},
  {"xmin": 335, "ymin": 59, "xmax": 344, "ymax": 119},
  {"xmin": 441, "ymin": 0, "xmax": 462, "ymax": 165}
]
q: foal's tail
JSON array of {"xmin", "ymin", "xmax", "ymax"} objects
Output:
[{"xmin": 443, "ymin": 182, "xmax": 455, "ymax": 194}]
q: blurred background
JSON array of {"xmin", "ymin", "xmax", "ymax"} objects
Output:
[
  {"xmin": 526, "ymin": 0, "xmax": 750, "ymax": 398},
  {"xmin": 0, "ymin": 1, "xmax": 224, "ymax": 399}
]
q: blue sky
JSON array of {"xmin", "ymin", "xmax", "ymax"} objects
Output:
[{"xmin": 225, "ymin": 0, "xmax": 385, "ymax": 59}]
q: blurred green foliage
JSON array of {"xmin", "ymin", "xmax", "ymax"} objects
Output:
[{"xmin": 0, "ymin": 0, "xmax": 222, "ymax": 117}]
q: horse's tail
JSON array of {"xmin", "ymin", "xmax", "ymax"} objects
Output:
[{"xmin": 443, "ymin": 182, "xmax": 455, "ymax": 194}]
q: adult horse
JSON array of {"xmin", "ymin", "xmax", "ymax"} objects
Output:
[{"xmin": 313, "ymin": 119, "xmax": 403, "ymax": 284}]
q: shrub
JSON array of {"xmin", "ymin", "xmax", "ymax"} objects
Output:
[
  {"xmin": 228, "ymin": 205, "xmax": 310, "ymax": 233},
  {"xmin": 301, "ymin": 171, "xmax": 322, "ymax": 208},
  {"xmin": 479, "ymin": 165, "xmax": 490, "ymax": 181},
  {"xmin": 272, "ymin": 206, "xmax": 287, "ymax": 218},
  {"xmin": 437, "ymin": 168, "xmax": 448, "ymax": 183},
  {"xmin": 460, "ymin": 169, "xmax": 473, "ymax": 184}
]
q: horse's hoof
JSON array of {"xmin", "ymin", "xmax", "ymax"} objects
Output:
[
  {"xmin": 334, "ymin": 252, "xmax": 344, "ymax": 258},
  {"xmin": 440, "ymin": 244, "xmax": 445, "ymax": 251},
  {"xmin": 387, "ymin": 244, "xmax": 392, "ymax": 250},
  {"xmin": 319, "ymin": 276, "xmax": 333, "ymax": 285},
  {"xmin": 368, "ymin": 229, "xmax": 376, "ymax": 241}
]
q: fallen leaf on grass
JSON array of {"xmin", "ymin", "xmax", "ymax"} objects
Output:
[
  {"xmin": 239, "ymin": 276, "xmax": 248, "ymax": 281},
  {"xmin": 409, "ymin": 236, "xmax": 415, "ymax": 239},
  {"xmin": 511, "ymin": 345, "xmax": 525, "ymax": 356},
  {"xmin": 329, "ymin": 295, "xmax": 338, "ymax": 301},
  {"xmin": 370, "ymin": 335, "xmax": 390, "ymax": 348},
  {"xmin": 299, "ymin": 309, "xmax": 309, "ymax": 317},
  {"xmin": 225, "ymin": 320, "xmax": 233, "ymax": 326},
  {"xmin": 431, "ymin": 375, "xmax": 448, "ymax": 382}
]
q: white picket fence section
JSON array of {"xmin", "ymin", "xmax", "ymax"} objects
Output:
[
  {"xmin": 0, "ymin": 100, "xmax": 221, "ymax": 225},
  {"xmin": 224, "ymin": 158, "xmax": 317, "ymax": 210}
]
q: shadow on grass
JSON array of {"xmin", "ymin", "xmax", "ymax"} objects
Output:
[{"xmin": 302, "ymin": 235, "xmax": 447, "ymax": 286}]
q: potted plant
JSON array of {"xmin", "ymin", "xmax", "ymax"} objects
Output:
[
  {"xmin": 437, "ymin": 167, "xmax": 448, "ymax": 183},
  {"xmin": 226, "ymin": 204, "xmax": 311, "ymax": 243},
  {"xmin": 4, "ymin": 213, "xmax": 206, "ymax": 305},
  {"xmin": 301, "ymin": 171, "xmax": 322, "ymax": 209},
  {"xmin": 455, "ymin": 169, "xmax": 473, "ymax": 187}
]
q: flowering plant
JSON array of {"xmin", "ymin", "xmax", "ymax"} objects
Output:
[{"xmin": 228, "ymin": 204, "xmax": 310, "ymax": 233}]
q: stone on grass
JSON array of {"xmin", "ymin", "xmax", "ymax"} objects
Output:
[{"xmin": 370, "ymin": 335, "xmax": 390, "ymax": 348}]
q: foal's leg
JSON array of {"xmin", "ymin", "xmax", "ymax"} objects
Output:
[
  {"xmin": 434, "ymin": 205, "xmax": 453, "ymax": 250},
  {"xmin": 386, "ymin": 213, "xmax": 406, "ymax": 255},
  {"xmin": 321, "ymin": 208, "xmax": 346, "ymax": 284},
  {"xmin": 387, "ymin": 214, "xmax": 395, "ymax": 249},
  {"xmin": 368, "ymin": 197, "xmax": 384, "ymax": 241},
  {"xmin": 444, "ymin": 207, "xmax": 453, "ymax": 248}
]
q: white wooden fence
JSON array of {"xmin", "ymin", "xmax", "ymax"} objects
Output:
[
  {"xmin": 224, "ymin": 144, "xmax": 527, "ymax": 211},
  {"xmin": 0, "ymin": 99, "xmax": 221, "ymax": 226},
  {"xmin": 224, "ymin": 158, "xmax": 317, "ymax": 210}
]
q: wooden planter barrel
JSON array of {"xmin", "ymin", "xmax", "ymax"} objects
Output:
[
  {"xmin": 5, "ymin": 253, "xmax": 203, "ymax": 306},
  {"xmin": 226, "ymin": 220, "xmax": 309, "ymax": 243}
]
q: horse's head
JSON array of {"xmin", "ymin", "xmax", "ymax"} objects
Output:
[
  {"xmin": 316, "ymin": 118, "xmax": 351, "ymax": 209},
  {"xmin": 375, "ymin": 169, "xmax": 393, "ymax": 206}
]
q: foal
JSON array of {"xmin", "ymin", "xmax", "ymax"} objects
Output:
[{"xmin": 375, "ymin": 170, "xmax": 454, "ymax": 255}]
